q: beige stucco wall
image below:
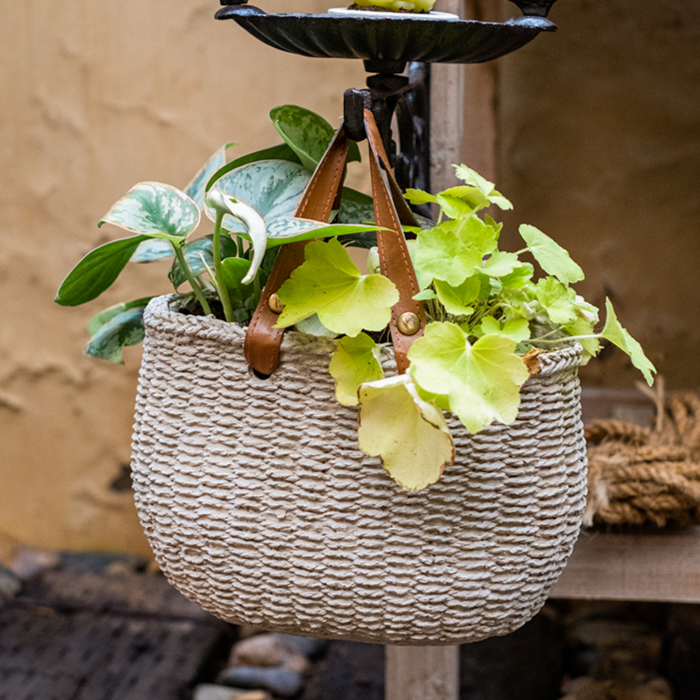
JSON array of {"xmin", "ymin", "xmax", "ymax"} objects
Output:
[
  {"xmin": 1, "ymin": 0, "xmax": 698, "ymax": 556},
  {"xmin": 0, "ymin": 0, "xmax": 366, "ymax": 558}
]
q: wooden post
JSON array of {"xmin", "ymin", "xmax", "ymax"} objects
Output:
[
  {"xmin": 386, "ymin": 3, "xmax": 501, "ymax": 698},
  {"xmin": 386, "ymin": 646, "xmax": 460, "ymax": 700}
]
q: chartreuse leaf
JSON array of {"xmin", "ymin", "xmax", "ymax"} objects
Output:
[
  {"xmin": 408, "ymin": 322, "xmax": 530, "ymax": 433},
  {"xmin": 404, "ymin": 189, "xmax": 438, "ymax": 206},
  {"xmin": 99, "ymin": 182, "xmax": 200, "ymax": 238},
  {"xmin": 275, "ymin": 238, "xmax": 399, "ymax": 337},
  {"xmin": 519, "ymin": 224, "xmax": 584, "ymax": 285},
  {"xmin": 535, "ymin": 277, "xmax": 577, "ymax": 325},
  {"xmin": 473, "ymin": 317, "xmax": 530, "ymax": 343},
  {"xmin": 434, "ymin": 276, "xmax": 480, "ymax": 316},
  {"xmin": 270, "ymin": 105, "xmax": 360, "ymax": 171},
  {"xmin": 500, "ymin": 262, "xmax": 534, "ymax": 289},
  {"xmin": 455, "ymin": 215, "xmax": 499, "ymax": 255},
  {"xmin": 329, "ymin": 333, "xmax": 384, "ymax": 406},
  {"xmin": 439, "ymin": 186, "xmax": 490, "ymax": 214},
  {"xmin": 83, "ymin": 307, "xmax": 146, "ymax": 364},
  {"xmin": 294, "ymin": 314, "xmax": 338, "ymax": 338},
  {"xmin": 601, "ymin": 298, "xmax": 656, "ymax": 385},
  {"xmin": 56, "ymin": 234, "xmax": 150, "ymax": 306},
  {"xmin": 358, "ymin": 374, "xmax": 455, "ymax": 492},
  {"xmin": 413, "ymin": 226, "xmax": 481, "ymax": 287},
  {"xmin": 453, "ymin": 165, "xmax": 513, "ymax": 210},
  {"xmin": 480, "ymin": 251, "xmax": 520, "ymax": 278},
  {"xmin": 87, "ymin": 297, "xmax": 154, "ymax": 337},
  {"xmin": 563, "ymin": 316, "xmax": 600, "ymax": 362}
]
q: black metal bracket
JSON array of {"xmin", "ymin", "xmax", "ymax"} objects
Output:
[{"xmin": 343, "ymin": 62, "xmax": 430, "ymax": 208}]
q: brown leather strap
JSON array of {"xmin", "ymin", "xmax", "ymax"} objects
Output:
[
  {"xmin": 244, "ymin": 111, "xmax": 426, "ymax": 376},
  {"xmin": 244, "ymin": 128, "xmax": 349, "ymax": 374},
  {"xmin": 364, "ymin": 109, "xmax": 426, "ymax": 373}
]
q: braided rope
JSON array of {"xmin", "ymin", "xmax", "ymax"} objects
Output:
[
  {"xmin": 584, "ymin": 391, "xmax": 700, "ymax": 528},
  {"xmin": 131, "ymin": 295, "xmax": 587, "ymax": 645}
]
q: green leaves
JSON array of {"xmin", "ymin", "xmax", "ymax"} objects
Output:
[
  {"xmin": 329, "ymin": 333, "xmax": 384, "ymax": 406},
  {"xmin": 520, "ymin": 224, "xmax": 584, "ymax": 285},
  {"xmin": 535, "ymin": 277, "xmax": 577, "ymax": 325},
  {"xmin": 56, "ymin": 234, "xmax": 150, "ymax": 306},
  {"xmin": 358, "ymin": 374, "xmax": 455, "ymax": 492},
  {"xmin": 84, "ymin": 298, "xmax": 152, "ymax": 364},
  {"xmin": 601, "ymin": 299, "xmax": 656, "ymax": 385},
  {"xmin": 453, "ymin": 165, "xmax": 512, "ymax": 210},
  {"xmin": 270, "ymin": 105, "xmax": 360, "ymax": 171},
  {"xmin": 409, "ymin": 322, "xmax": 530, "ymax": 433},
  {"xmin": 276, "ymin": 239, "xmax": 398, "ymax": 337},
  {"xmin": 412, "ymin": 226, "xmax": 481, "ymax": 287},
  {"xmin": 99, "ymin": 182, "xmax": 200, "ymax": 238}
]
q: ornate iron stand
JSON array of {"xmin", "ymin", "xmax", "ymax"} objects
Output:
[{"xmin": 216, "ymin": 0, "xmax": 558, "ymax": 193}]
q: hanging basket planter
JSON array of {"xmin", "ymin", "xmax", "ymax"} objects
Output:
[{"xmin": 131, "ymin": 294, "xmax": 586, "ymax": 645}]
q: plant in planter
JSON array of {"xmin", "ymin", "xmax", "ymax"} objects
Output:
[{"xmin": 56, "ymin": 104, "xmax": 654, "ymax": 645}]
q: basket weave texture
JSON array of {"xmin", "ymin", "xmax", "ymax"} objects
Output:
[{"xmin": 132, "ymin": 295, "xmax": 587, "ymax": 645}]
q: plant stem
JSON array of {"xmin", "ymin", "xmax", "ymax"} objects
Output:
[
  {"xmin": 173, "ymin": 243, "xmax": 212, "ymax": 316},
  {"xmin": 213, "ymin": 211, "xmax": 235, "ymax": 323},
  {"xmin": 529, "ymin": 333, "xmax": 600, "ymax": 345}
]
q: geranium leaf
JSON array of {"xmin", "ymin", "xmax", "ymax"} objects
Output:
[
  {"xmin": 83, "ymin": 307, "xmax": 146, "ymax": 364},
  {"xmin": 453, "ymin": 164, "xmax": 512, "ymax": 210},
  {"xmin": 480, "ymin": 251, "xmax": 520, "ymax": 278},
  {"xmin": 440, "ymin": 186, "xmax": 490, "ymax": 214},
  {"xmin": 99, "ymin": 182, "xmax": 200, "ymax": 238},
  {"xmin": 408, "ymin": 322, "xmax": 530, "ymax": 433},
  {"xmin": 456, "ymin": 215, "xmax": 499, "ymax": 255},
  {"xmin": 275, "ymin": 238, "xmax": 398, "ymax": 337},
  {"xmin": 358, "ymin": 374, "xmax": 455, "ymax": 492},
  {"xmin": 434, "ymin": 276, "xmax": 480, "ymax": 316},
  {"xmin": 413, "ymin": 289, "xmax": 438, "ymax": 301},
  {"xmin": 87, "ymin": 297, "xmax": 154, "ymax": 337},
  {"xmin": 500, "ymin": 262, "xmax": 534, "ymax": 289},
  {"xmin": 185, "ymin": 143, "xmax": 235, "ymax": 208},
  {"xmin": 414, "ymin": 226, "xmax": 481, "ymax": 287},
  {"xmin": 404, "ymin": 188, "xmax": 438, "ymax": 205},
  {"xmin": 329, "ymin": 333, "xmax": 384, "ymax": 406},
  {"xmin": 563, "ymin": 316, "xmax": 600, "ymax": 362},
  {"xmin": 474, "ymin": 317, "xmax": 530, "ymax": 343},
  {"xmin": 535, "ymin": 277, "xmax": 577, "ymax": 325},
  {"xmin": 520, "ymin": 224, "xmax": 584, "ymax": 285},
  {"xmin": 601, "ymin": 298, "xmax": 656, "ymax": 385},
  {"xmin": 55, "ymin": 234, "xmax": 150, "ymax": 306}
]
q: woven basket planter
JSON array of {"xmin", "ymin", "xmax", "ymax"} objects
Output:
[{"xmin": 131, "ymin": 295, "xmax": 587, "ymax": 645}]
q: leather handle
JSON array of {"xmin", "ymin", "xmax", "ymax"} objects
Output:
[
  {"xmin": 244, "ymin": 128, "xmax": 349, "ymax": 375},
  {"xmin": 244, "ymin": 111, "xmax": 426, "ymax": 376},
  {"xmin": 364, "ymin": 109, "xmax": 426, "ymax": 373}
]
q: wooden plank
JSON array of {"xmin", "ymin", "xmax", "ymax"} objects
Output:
[
  {"xmin": 551, "ymin": 526, "xmax": 700, "ymax": 604},
  {"xmin": 430, "ymin": 0, "xmax": 499, "ymax": 189},
  {"xmin": 386, "ymin": 646, "xmax": 459, "ymax": 700}
]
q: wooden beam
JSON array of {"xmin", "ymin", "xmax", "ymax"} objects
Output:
[
  {"xmin": 551, "ymin": 526, "xmax": 700, "ymax": 604},
  {"xmin": 386, "ymin": 646, "xmax": 460, "ymax": 700}
]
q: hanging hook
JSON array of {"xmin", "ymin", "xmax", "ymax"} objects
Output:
[{"xmin": 343, "ymin": 88, "xmax": 371, "ymax": 143}]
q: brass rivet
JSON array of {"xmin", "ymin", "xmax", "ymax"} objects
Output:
[
  {"xmin": 268, "ymin": 293, "xmax": 284, "ymax": 314},
  {"xmin": 397, "ymin": 312, "xmax": 421, "ymax": 336}
]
